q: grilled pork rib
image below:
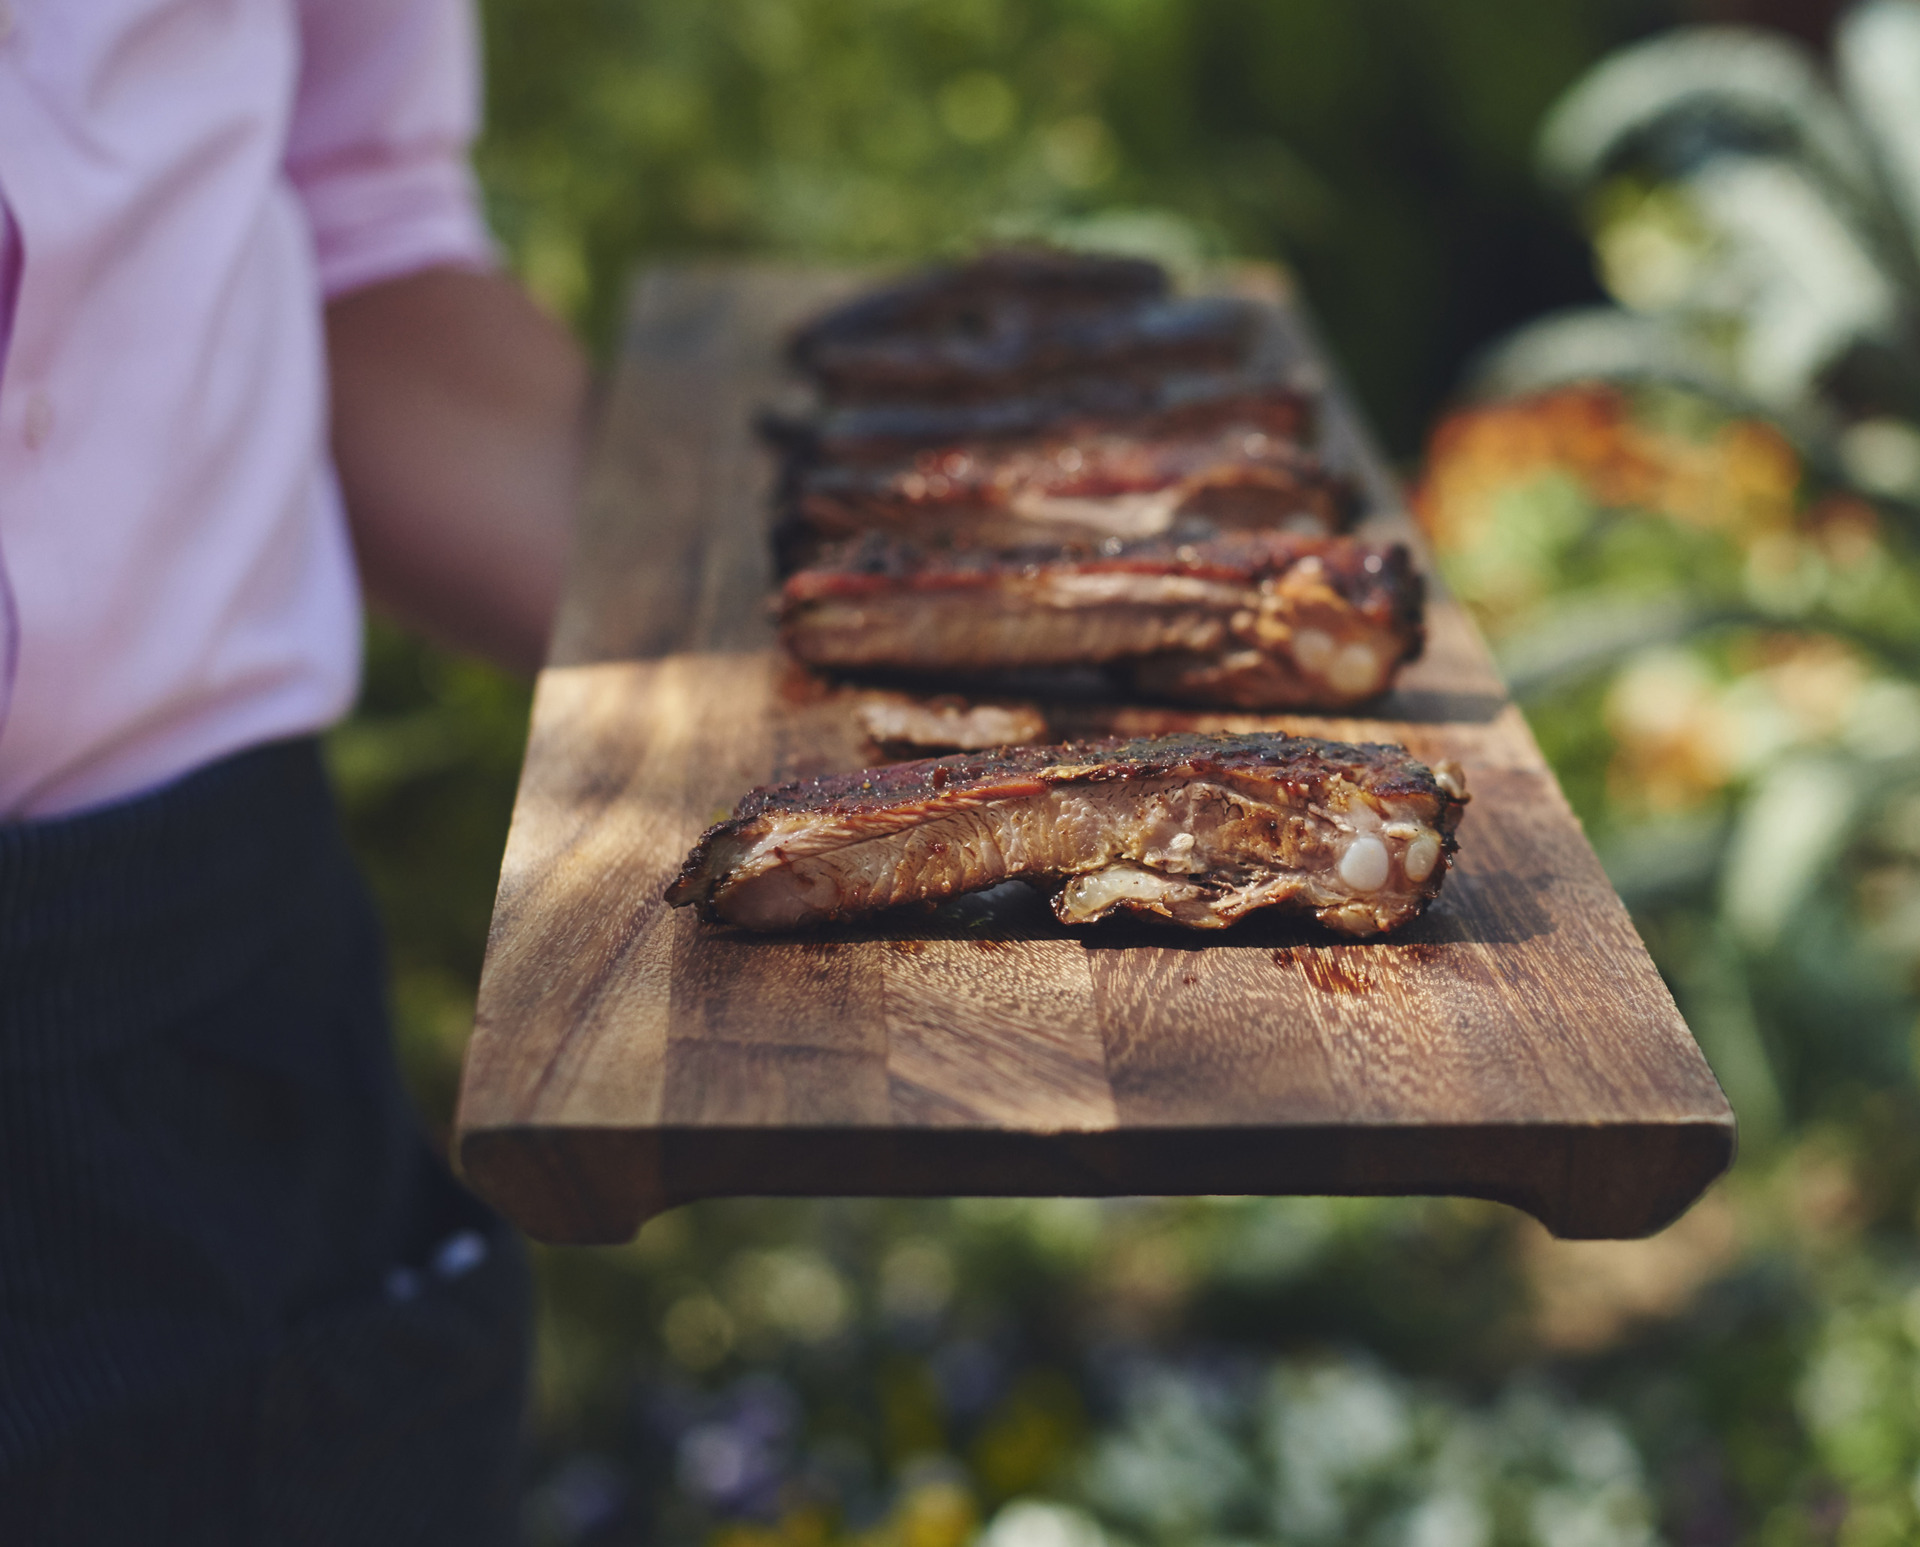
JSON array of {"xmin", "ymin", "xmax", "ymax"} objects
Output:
[
  {"xmin": 780, "ymin": 531, "xmax": 1424, "ymax": 710},
  {"xmin": 776, "ymin": 383, "xmax": 1352, "ymax": 562},
  {"xmin": 665, "ymin": 733, "xmax": 1468, "ymax": 936},
  {"xmin": 761, "ymin": 372, "xmax": 1302, "ymax": 464},
  {"xmin": 789, "ymin": 251, "xmax": 1258, "ymax": 405},
  {"xmin": 854, "ymin": 696, "xmax": 1049, "ymax": 758}
]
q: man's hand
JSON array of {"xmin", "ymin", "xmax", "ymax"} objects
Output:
[{"xmin": 325, "ymin": 267, "xmax": 589, "ymax": 675}]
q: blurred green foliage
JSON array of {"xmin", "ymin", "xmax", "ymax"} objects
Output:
[
  {"xmin": 475, "ymin": 0, "xmax": 1668, "ymax": 454},
  {"xmin": 326, "ymin": 2, "xmax": 1920, "ymax": 1543},
  {"xmin": 1405, "ymin": 2, "xmax": 1920, "ymax": 1533}
]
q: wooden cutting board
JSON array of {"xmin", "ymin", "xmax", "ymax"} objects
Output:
[{"xmin": 453, "ymin": 263, "xmax": 1734, "ymax": 1244}]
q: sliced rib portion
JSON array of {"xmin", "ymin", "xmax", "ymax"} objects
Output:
[
  {"xmin": 783, "ymin": 381, "xmax": 1315, "ymax": 466},
  {"xmin": 789, "ymin": 250, "xmax": 1257, "ymax": 405},
  {"xmin": 854, "ymin": 696, "xmax": 1049, "ymax": 758},
  {"xmin": 776, "ymin": 383, "xmax": 1352, "ymax": 562},
  {"xmin": 780, "ymin": 531, "xmax": 1424, "ymax": 710},
  {"xmin": 665, "ymin": 733, "xmax": 1469, "ymax": 936},
  {"xmin": 761, "ymin": 369, "xmax": 1291, "ymax": 463}
]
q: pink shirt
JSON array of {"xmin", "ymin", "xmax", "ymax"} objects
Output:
[{"xmin": 0, "ymin": 0, "xmax": 495, "ymax": 819}]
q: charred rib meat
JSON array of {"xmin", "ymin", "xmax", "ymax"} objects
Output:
[
  {"xmin": 771, "ymin": 379, "xmax": 1316, "ymax": 468},
  {"xmin": 776, "ymin": 383, "xmax": 1352, "ymax": 561},
  {"xmin": 789, "ymin": 250, "xmax": 1258, "ymax": 405},
  {"xmin": 665, "ymin": 733, "xmax": 1468, "ymax": 936},
  {"xmin": 760, "ymin": 370, "xmax": 1291, "ymax": 463},
  {"xmin": 780, "ymin": 531, "xmax": 1424, "ymax": 710}
]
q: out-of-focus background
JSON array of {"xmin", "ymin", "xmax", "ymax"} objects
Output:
[{"xmin": 333, "ymin": 2, "xmax": 1920, "ymax": 1542}]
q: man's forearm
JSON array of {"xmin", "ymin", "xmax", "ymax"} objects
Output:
[{"xmin": 325, "ymin": 266, "xmax": 589, "ymax": 675}]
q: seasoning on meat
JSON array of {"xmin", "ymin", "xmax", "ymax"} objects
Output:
[
  {"xmin": 788, "ymin": 249, "xmax": 1258, "ymax": 405},
  {"xmin": 665, "ymin": 732, "xmax": 1469, "ymax": 936},
  {"xmin": 779, "ymin": 531, "xmax": 1424, "ymax": 710},
  {"xmin": 765, "ymin": 375, "xmax": 1318, "ymax": 465},
  {"xmin": 774, "ymin": 382, "xmax": 1353, "ymax": 563}
]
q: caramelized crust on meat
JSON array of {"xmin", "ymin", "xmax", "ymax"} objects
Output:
[
  {"xmin": 666, "ymin": 733, "xmax": 1467, "ymax": 936},
  {"xmin": 762, "ymin": 372, "xmax": 1314, "ymax": 465},
  {"xmin": 766, "ymin": 379, "xmax": 1318, "ymax": 466},
  {"xmin": 775, "ymin": 384, "xmax": 1352, "ymax": 562},
  {"xmin": 787, "ymin": 251, "xmax": 1257, "ymax": 405},
  {"xmin": 779, "ymin": 531, "xmax": 1424, "ymax": 710},
  {"xmin": 795, "ymin": 250, "xmax": 1167, "ymax": 348}
]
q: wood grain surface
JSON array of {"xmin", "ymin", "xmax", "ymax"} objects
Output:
[{"xmin": 455, "ymin": 263, "xmax": 1735, "ymax": 1244}]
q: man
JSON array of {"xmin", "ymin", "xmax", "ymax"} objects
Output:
[{"xmin": 0, "ymin": 0, "xmax": 584, "ymax": 1539}]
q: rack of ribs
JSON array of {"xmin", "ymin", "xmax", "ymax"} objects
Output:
[
  {"xmin": 778, "ymin": 530, "xmax": 1424, "ymax": 710},
  {"xmin": 788, "ymin": 249, "xmax": 1260, "ymax": 405},
  {"xmin": 665, "ymin": 732, "xmax": 1468, "ymax": 936},
  {"xmin": 774, "ymin": 382, "xmax": 1355, "ymax": 564}
]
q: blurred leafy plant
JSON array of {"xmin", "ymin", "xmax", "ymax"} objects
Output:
[
  {"xmin": 508, "ymin": 1173, "xmax": 1920, "ymax": 1546},
  {"xmin": 474, "ymin": 0, "xmax": 1660, "ymax": 452},
  {"xmin": 1419, "ymin": 1, "xmax": 1920, "ymax": 1138}
]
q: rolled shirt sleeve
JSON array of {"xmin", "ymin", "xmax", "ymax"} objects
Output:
[{"xmin": 286, "ymin": 0, "xmax": 497, "ymax": 301}]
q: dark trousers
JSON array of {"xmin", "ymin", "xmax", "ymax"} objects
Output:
[{"xmin": 0, "ymin": 739, "xmax": 530, "ymax": 1545}]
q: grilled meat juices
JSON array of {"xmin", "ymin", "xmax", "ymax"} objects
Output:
[
  {"xmin": 780, "ymin": 531, "xmax": 1425, "ymax": 710},
  {"xmin": 775, "ymin": 383, "xmax": 1352, "ymax": 563},
  {"xmin": 666, "ymin": 733, "xmax": 1468, "ymax": 936},
  {"xmin": 854, "ymin": 696, "xmax": 1049, "ymax": 758},
  {"xmin": 789, "ymin": 250, "xmax": 1258, "ymax": 405}
]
